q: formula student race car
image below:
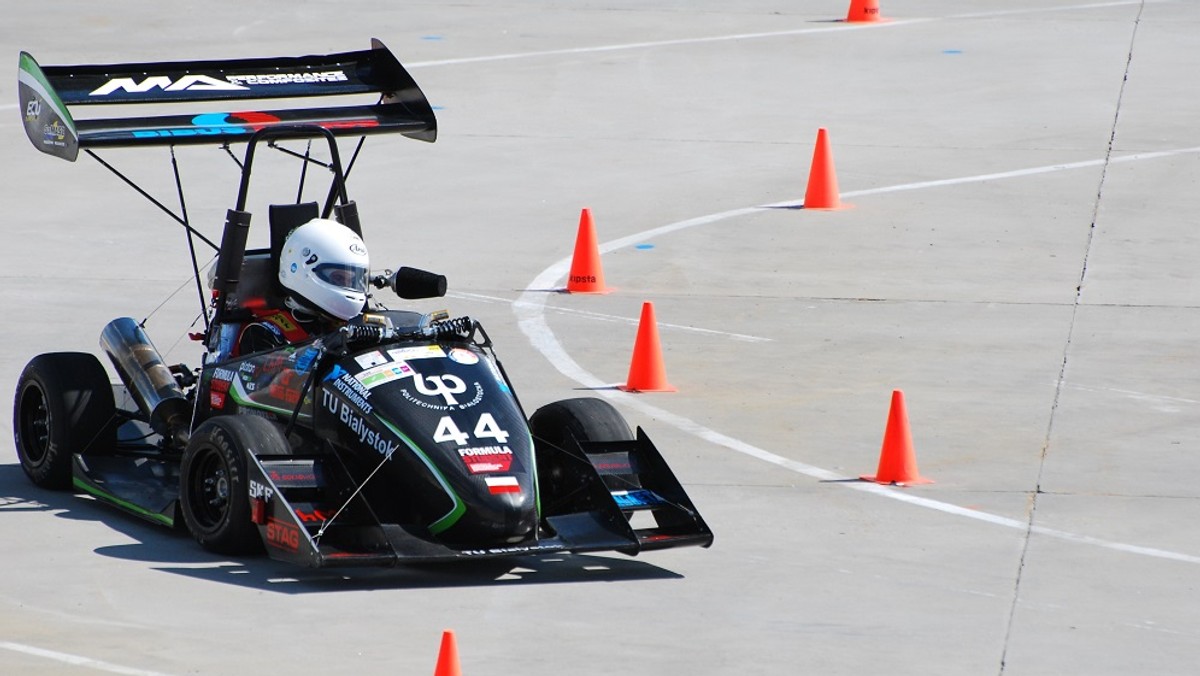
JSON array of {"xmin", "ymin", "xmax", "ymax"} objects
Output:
[{"xmin": 13, "ymin": 40, "xmax": 712, "ymax": 567}]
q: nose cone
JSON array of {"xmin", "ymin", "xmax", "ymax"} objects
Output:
[{"xmin": 441, "ymin": 474, "xmax": 539, "ymax": 546}]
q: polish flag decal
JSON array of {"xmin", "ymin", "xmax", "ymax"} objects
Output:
[{"xmin": 485, "ymin": 476, "xmax": 521, "ymax": 495}]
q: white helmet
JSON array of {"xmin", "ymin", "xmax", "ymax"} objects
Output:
[{"xmin": 278, "ymin": 218, "xmax": 370, "ymax": 321}]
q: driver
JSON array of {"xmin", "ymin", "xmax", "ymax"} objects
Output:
[{"xmin": 237, "ymin": 217, "xmax": 370, "ymax": 354}]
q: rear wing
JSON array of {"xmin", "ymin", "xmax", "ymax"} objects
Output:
[{"xmin": 17, "ymin": 38, "xmax": 436, "ymax": 161}]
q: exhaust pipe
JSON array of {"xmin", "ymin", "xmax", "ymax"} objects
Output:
[{"xmin": 100, "ymin": 318, "xmax": 191, "ymax": 446}]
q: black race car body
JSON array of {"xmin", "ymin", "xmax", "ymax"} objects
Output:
[{"xmin": 13, "ymin": 40, "xmax": 712, "ymax": 567}]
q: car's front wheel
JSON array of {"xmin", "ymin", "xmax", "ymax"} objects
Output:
[{"xmin": 530, "ymin": 397, "xmax": 640, "ymax": 512}]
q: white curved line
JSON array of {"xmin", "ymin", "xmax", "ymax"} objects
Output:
[{"xmin": 514, "ymin": 149, "xmax": 1200, "ymax": 564}]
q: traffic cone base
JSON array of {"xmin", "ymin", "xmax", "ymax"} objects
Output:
[
  {"xmin": 566, "ymin": 208, "xmax": 612, "ymax": 294},
  {"xmin": 845, "ymin": 0, "xmax": 888, "ymax": 23},
  {"xmin": 434, "ymin": 630, "xmax": 462, "ymax": 676},
  {"xmin": 860, "ymin": 390, "xmax": 932, "ymax": 486},
  {"xmin": 619, "ymin": 301, "xmax": 676, "ymax": 392},
  {"xmin": 803, "ymin": 127, "xmax": 849, "ymax": 210}
]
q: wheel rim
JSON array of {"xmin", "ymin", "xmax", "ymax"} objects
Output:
[
  {"xmin": 188, "ymin": 447, "xmax": 231, "ymax": 531},
  {"xmin": 18, "ymin": 384, "xmax": 51, "ymax": 465}
]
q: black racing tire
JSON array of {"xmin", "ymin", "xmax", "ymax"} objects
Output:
[
  {"xmin": 530, "ymin": 398, "xmax": 638, "ymax": 517},
  {"xmin": 529, "ymin": 397, "xmax": 634, "ymax": 449},
  {"xmin": 180, "ymin": 415, "xmax": 289, "ymax": 555},
  {"xmin": 13, "ymin": 352, "xmax": 116, "ymax": 490}
]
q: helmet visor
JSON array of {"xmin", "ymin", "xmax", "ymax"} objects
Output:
[{"xmin": 314, "ymin": 263, "xmax": 369, "ymax": 293}]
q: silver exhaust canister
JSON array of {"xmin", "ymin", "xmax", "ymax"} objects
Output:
[{"xmin": 100, "ymin": 317, "xmax": 191, "ymax": 446}]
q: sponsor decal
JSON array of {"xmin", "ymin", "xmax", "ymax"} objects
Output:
[
  {"xmin": 337, "ymin": 403, "xmax": 399, "ymax": 458},
  {"xmin": 248, "ymin": 480, "xmax": 274, "ymax": 501},
  {"xmin": 320, "ymin": 388, "xmax": 396, "ymax": 458},
  {"xmin": 225, "ymin": 70, "xmax": 348, "ymax": 86},
  {"xmin": 319, "ymin": 119, "xmax": 379, "ymax": 131},
  {"xmin": 462, "ymin": 543, "xmax": 559, "ymax": 556},
  {"xmin": 43, "ymin": 120, "xmax": 66, "ymax": 143},
  {"xmin": 261, "ymin": 310, "xmax": 298, "ymax": 333},
  {"xmin": 192, "ymin": 111, "xmax": 282, "ymax": 133},
  {"xmin": 448, "ymin": 348, "xmax": 479, "ymax": 365},
  {"xmin": 266, "ymin": 516, "xmax": 300, "ymax": 552},
  {"xmin": 484, "ymin": 476, "xmax": 521, "ymax": 495},
  {"xmin": 269, "ymin": 370, "xmax": 303, "ymax": 406},
  {"xmin": 25, "ymin": 98, "xmax": 42, "ymax": 122},
  {"xmin": 90, "ymin": 74, "xmax": 247, "ymax": 96},
  {"xmin": 612, "ymin": 489, "xmax": 665, "ymax": 509},
  {"xmin": 294, "ymin": 508, "xmax": 332, "ymax": 523},
  {"xmin": 354, "ymin": 350, "xmax": 388, "ymax": 369},
  {"xmin": 211, "ymin": 367, "xmax": 236, "ymax": 392},
  {"xmin": 357, "ymin": 361, "xmax": 414, "ymax": 390},
  {"xmin": 458, "ymin": 445, "xmax": 514, "ymax": 474},
  {"xmin": 132, "ymin": 127, "xmax": 242, "ymax": 139},
  {"xmin": 210, "ymin": 391, "xmax": 226, "ymax": 409},
  {"xmin": 267, "ymin": 467, "xmax": 317, "ymax": 485},
  {"xmin": 414, "ymin": 374, "xmax": 467, "ymax": 405},
  {"xmin": 263, "ymin": 353, "xmax": 291, "ymax": 372},
  {"xmin": 130, "ymin": 112, "xmax": 285, "ymax": 139},
  {"xmin": 295, "ymin": 346, "xmax": 319, "ymax": 372},
  {"xmin": 387, "ymin": 345, "xmax": 444, "ymax": 361},
  {"xmin": 401, "ymin": 376, "xmax": 483, "ymax": 411},
  {"xmin": 323, "ymin": 367, "xmax": 373, "ymax": 414},
  {"xmin": 348, "ymin": 242, "xmax": 367, "ymax": 256}
]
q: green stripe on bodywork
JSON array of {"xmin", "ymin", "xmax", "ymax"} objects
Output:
[
  {"xmin": 73, "ymin": 477, "xmax": 175, "ymax": 527},
  {"xmin": 523, "ymin": 427, "xmax": 540, "ymax": 518},
  {"xmin": 377, "ymin": 417, "xmax": 466, "ymax": 534}
]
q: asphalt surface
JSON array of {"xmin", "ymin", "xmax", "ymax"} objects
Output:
[{"xmin": 2, "ymin": 1, "xmax": 1199, "ymax": 674}]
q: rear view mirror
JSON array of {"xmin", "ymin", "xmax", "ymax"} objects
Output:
[{"xmin": 372, "ymin": 267, "xmax": 447, "ymax": 299}]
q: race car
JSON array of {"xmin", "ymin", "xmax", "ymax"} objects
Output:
[{"xmin": 13, "ymin": 39, "xmax": 712, "ymax": 567}]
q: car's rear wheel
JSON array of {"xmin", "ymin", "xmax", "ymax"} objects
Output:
[
  {"xmin": 13, "ymin": 352, "xmax": 116, "ymax": 490},
  {"xmin": 180, "ymin": 415, "xmax": 289, "ymax": 555}
]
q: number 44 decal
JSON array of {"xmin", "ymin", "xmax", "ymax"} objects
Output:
[{"xmin": 434, "ymin": 412, "xmax": 511, "ymax": 446}]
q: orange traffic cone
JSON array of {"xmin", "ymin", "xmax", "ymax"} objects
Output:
[
  {"xmin": 860, "ymin": 390, "xmax": 933, "ymax": 486},
  {"xmin": 803, "ymin": 128, "xmax": 845, "ymax": 210},
  {"xmin": 433, "ymin": 630, "xmax": 462, "ymax": 676},
  {"xmin": 619, "ymin": 302, "xmax": 676, "ymax": 392},
  {"xmin": 845, "ymin": 0, "xmax": 884, "ymax": 22},
  {"xmin": 566, "ymin": 208, "xmax": 611, "ymax": 294}
]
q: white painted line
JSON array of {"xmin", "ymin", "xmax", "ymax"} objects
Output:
[
  {"xmin": 409, "ymin": 20, "xmax": 923, "ymax": 68},
  {"xmin": 514, "ymin": 146, "xmax": 1200, "ymax": 564},
  {"xmin": 0, "ymin": 641, "xmax": 174, "ymax": 676},
  {"xmin": 451, "ymin": 290, "xmax": 771, "ymax": 343},
  {"xmin": 768, "ymin": 147, "xmax": 1200, "ymax": 209},
  {"xmin": 1062, "ymin": 383, "xmax": 1200, "ymax": 407},
  {"xmin": 949, "ymin": 1, "xmax": 1161, "ymax": 20},
  {"xmin": 406, "ymin": 1, "xmax": 1150, "ymax": 70}
]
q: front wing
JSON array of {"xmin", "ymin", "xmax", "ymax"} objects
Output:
[{"xmin": 244, "ymin": 429, "xmax": 713, "ymax": 567}]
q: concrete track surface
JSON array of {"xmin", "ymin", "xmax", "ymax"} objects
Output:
[{"xmin": 2, "ymin": 2, "xmax": 1199, "ymax": 674}]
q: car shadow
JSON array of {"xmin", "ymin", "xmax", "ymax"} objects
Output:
[{"xmin": 0, "ymin": 463, "xmax": 684, "ymax": 593}]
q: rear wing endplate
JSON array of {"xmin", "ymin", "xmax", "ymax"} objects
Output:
[{"xmin": 17, "ymin": 38, "xmax": 436, "ymax": 161}]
